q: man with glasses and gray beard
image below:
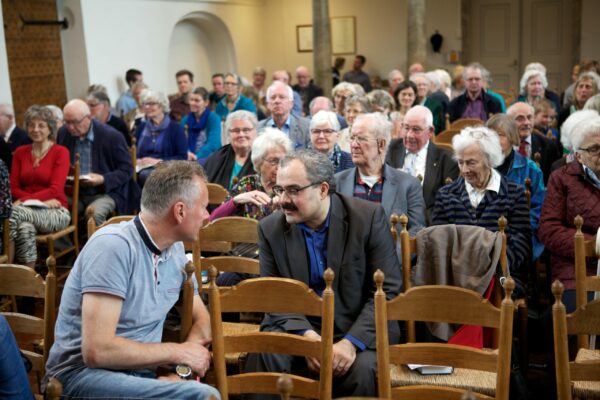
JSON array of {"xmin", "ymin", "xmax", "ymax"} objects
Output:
[{"xmin": 245, "ymin": 150, "xmax": 402, "ymax": 398}]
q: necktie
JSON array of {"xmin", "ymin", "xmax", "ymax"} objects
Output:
[{"xmin": 518, "ymin": 139, "xmax": 528, "ymax": 157}]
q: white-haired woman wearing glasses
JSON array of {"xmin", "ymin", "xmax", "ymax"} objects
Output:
[{"xmin": 431, "ymin": 126, "xmax": 531, "ymax": 298}]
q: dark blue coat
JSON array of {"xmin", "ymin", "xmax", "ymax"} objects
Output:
[{"xmin": 58, "ymin": 120, "xmax": 140, "ymax": 215}]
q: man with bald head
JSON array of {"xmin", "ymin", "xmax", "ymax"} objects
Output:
[
  {"xmin": 507, "ymin": 101, "xmax": 560, "ymax": 183},
  {"xmin": 293, "ymin": 66, "xmax": 323, "ymax": 116},
  {"xmin": 257, "ymin": 81, "xmax": 310, "ymax": 149},
  {"xmin": 386, "ymin": 105, "xmax": 459, "ymax": 219},
  {"xmin": 272, "ymin": 69, "xmax": 302, "ymax": 116},
  {"xmin": 408, "ymin": 62, "xmax": 425, "ymax": 77},
  {"xmin": 58, "ymin": 99, "xmax": 140, "ymax": 224}
]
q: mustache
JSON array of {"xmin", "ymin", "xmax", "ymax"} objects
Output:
[{"xmin": 281, "ymin": 202, "xmax": 298, "ymax": 211}]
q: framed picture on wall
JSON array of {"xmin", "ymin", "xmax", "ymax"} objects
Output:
[
  {"xmin": 296, "ymin": 16, "xmax": 356, "ymax": 54},
  {"xmin": 297, "ymin": 25, "xmax": 313, "ymax": 52},
  {"xmin": 331, "ymin": 16, "xmax": 356, "ymax": 55}
]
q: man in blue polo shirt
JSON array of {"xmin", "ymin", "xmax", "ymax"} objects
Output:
[
  {"xmin": 245, "ymin": 150, "xmax": 402, "ymax": 398},
  {"xmin": 44, "ymin": 161, "xmax": 219, "ymax": 399}
]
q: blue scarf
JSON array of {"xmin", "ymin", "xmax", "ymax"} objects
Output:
[
  {"xmin": 138, "ymin": 114, "xmax": 171, "ymax": 154},
  {"xmin": 185, "ymin": 109, "xmax": 211, "ymax": 153}
]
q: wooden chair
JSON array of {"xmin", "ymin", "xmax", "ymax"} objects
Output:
[
  {"xmin": 552, "ymin": 280, "xmax": 600, "ymax": 400},
  {"xmin": 433, "ymin": 129, "xmax": 461, "ymax": 145},
  {"xmin": 207, "ymin": 182, "xmax": 229, "ymax": 206},
  {"xmin": 436, "ymin": 142, "xmax": 454, "ymax": 153},
  {"xmin": 195, "ymin": 216, "xmax": 260, "ymax": 294},
  {"xmin": 574, "ymin": 215, "xmax": 600, "ymax": 350},
  {"xmin": 495, "ymin": 90, "xmax": 514, "ymax": 108},
  {"xmin": 86, "ymin": 206, "xmax": 134, "ymax": 239},
  {"xmin": 35, "ymin": 154, "xmax": 80, "ymax": 269},
  {"xmin": 0, "ymin": 256, "xmax": 57, "ymax": 395},
  {"xmin": 449, "ymin": 118, "xmax": 484, "ymax": 130},
  {"xmin": 375, "ymin": 269, "xmax": 515, "ymax": 399},
  {"xmin": 209, "ymin": 265, "xmax": 335, "ymax": 400}
]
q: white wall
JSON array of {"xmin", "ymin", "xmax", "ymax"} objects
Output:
[{"xmin": 0, "ymin": 1, "xmax": 12, "ymax": 104}]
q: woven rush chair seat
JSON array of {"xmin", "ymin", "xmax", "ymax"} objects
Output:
[
  {"xmin": 572, "ymin": 348, "xmax": 600, "ymax": 399},
  {"xmin": 222, "ymin": 321, "xmax": 261, "ymax": 364}
]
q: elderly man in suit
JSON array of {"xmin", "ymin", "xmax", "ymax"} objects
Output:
[
  {"xmin": 58, "ymin": 99, "xmax": 140, "ymax": 224},
  {"xmin": 257, "ymin": 81, "xmax": 310, "ymax": 150},
  {"xmin": 245, "ymin": 150, "xmax": 402, "ymax": 398},
  {"xmin": 507, "ymin": 102, "xmax": 561, "ymax": 184},
  {"xmin": 0, "ymin": 104, "xmax": 31, "ymax": 153},
  {"xmin": 386, "ymin": 105, "xmax": 459, "ymax": 221},
  {"xmin": 335, "ymin": 112, "xmax": 426, "ymax": 237}
]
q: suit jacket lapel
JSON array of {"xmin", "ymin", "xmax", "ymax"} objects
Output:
[
  {"xmin": 326, "ymin": 195, "xmax": 347, "ymax": 293},
  {"xmin": 381, "ymin": 164, "xmax": 397, "ymax": 215},
  {"xmin": 284, "ymin": 223, "xmax": 310, "ymax": 285},
  {"xmin": 422, "ymin": 144, "xmax": 439, "ymax": 195}
]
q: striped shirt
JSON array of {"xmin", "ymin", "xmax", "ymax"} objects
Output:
[{"xmin": 353, "ymin": 171, "xmax": 385, "ymax": 203}]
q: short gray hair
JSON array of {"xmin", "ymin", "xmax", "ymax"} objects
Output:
[
  {"xmin": 280, "ymin": 149, "xmax": 335, "ymax": 194},
  {"xmin": 331, "ymin": 82, "xmax": 357, "ymax": 98},
  {"xmin": 310, "ymin": 110, "xmax": 340, "ymax": 131},
  {"xmin": 141, "ymin": 161, "xmax": 206, "ymax": 218},
  {"xmin": 46, "ymin": 105, "xmax": 64, "ymax": 123},
  {"xmin": 140, "ymin": 89, "xmax": 170, "ymax": 113},
  {"xmin": 425, "ymin": 71, "xmax": 441, "ymax": 90},
  {"xmin": 366, "ymin": 90, "xmax": 395, "ymax": 112},
  {"xmin": 87, "ymin": 91, "xmax": 111, "ymax": 106},
  {"xmin": 435, "ymin": 69, "xmax": 452, "ymax": 89},
  {"xmin": 225, "ymin": 110, "xmax": 258, "ymax": 136},
  {"xmin": 251, "ymin": 128, "xmax": 293, "ymax": 170},
  {"xmin": 519, "ymin": 69, "xmax": 548, "ymax": 94},
  {"xmin": 584, "ymin": 94, "xmax": 600, "ymax": 113},
  {"xmin": 354, "ymin": 112, "xmax": 392, "ymax": 153},
  {"xmin": 571, "ymin": 115, "xmax": 600, "ymax": 152},
  {"xmin": 404, "ymin": 105, "xmax": 434, "ymax": 129},
  {"xmin": 452, "ymin": 126, "xmax": 505, "ymax": 168},
  {"xmin": 462, "ymin": 62, "xmax": 487, "ymax": 80},
  {"xmin": 0, "ymin": 104, "xmax": 14, "ymax": 117},
  {"xmin": 387, "ymin": 69, "xmax": 404, "ymax": 82},
  {"xmin": 344, "ymin": 95, "xmax": 371, "ymax": 113},
  {"xmin": 24, "ymin": 105, "xmax": 58, "ymax": 140},
  {"xmin": 560, "ymin": 110, "xmax": 599, "ymax": 151},
  {"xmin": 486, "ymin": 114, "xmax": 520, "ymax": 147},
  {"xmin": 266, "ymin": 81, "xmax": 293, "ymax": 102}
]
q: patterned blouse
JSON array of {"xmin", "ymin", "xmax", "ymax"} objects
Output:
[
  {"xmin": 0, "ymin": 159, "xmax": 11, "ymax": 219},
  {"xmin": 220, "ymin": 174, "xmax": 276, "ymax": 221}
]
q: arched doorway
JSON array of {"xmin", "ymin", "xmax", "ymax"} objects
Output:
[{"xmin": 167, "ymin": 12, "xmax": 236, "ymax": 90}]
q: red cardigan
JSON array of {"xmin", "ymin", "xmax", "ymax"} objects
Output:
[
  {"xmin": 10, "ymin": 144, "xmax": 70, "ymax": 209},
  {"xmin": 539, "ymin": 161, "xmax": 600, "ymax": 289}
]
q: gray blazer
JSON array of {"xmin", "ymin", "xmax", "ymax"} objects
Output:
[
  {"xmin": 258, "ymin": 193, "xmax": 402, "ymax": 348},
  {"xmin": 334, "ymin": 164, "xmax": 426, "ymax": 237},
  {"xmin": 257, "ymin": 114, "xmax": 310, "ymax": 150}
]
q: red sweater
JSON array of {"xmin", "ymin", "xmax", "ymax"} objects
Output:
[{"xmin": 10, "ymin": 144, "xmax": 70, "ymax": 208}]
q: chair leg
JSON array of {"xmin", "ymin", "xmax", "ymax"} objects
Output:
[{"xmin": 518, "ymin": 304, "xmax": 528, "ymax": 375}]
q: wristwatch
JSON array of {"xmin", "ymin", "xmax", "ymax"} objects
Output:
[{"xmin": 175, "ymin": 364, "xmax": 192, "ymax": 379}]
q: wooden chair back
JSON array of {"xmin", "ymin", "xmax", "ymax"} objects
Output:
[
  {"xmin": 574, "ymin": 215, "xmax": 600, "ymax": 349},
  {"xmin": 35, "ymin": 154, "xmax": 80, "ymax": 265},
  {"xmin": 495, "ymin": 90, "xmax": 514, "ymax": 107},
  {"xmin": 449, "ymin": 118, "xmax": 484, "ymax": 130},
  {"xmin": 207, "ymin": 183, "xmax": 229, "ymax": 205},
  {"xmin": 375, "ymin": 269, "xmax": 515, "ymax": 400},
  {"xmin": 433, "ymin": 129, "xmax": 461, "ymax": 145},
  {"xmin": 86, "ymin": 206, "xmax": 134, "ymax": 239},
  {"xmin": 209, "ymin": 266, "xmax": 335, "ymax": 400},
  {"xmin": 552, "ymin": 280, "xmax": 600, "ymax": 400},
  {"xmin": 194, "ymin": 216, "xmax": 260, "ymax": 293},
  {"xmin": 0, "ymin": 256, "xmax": 57, "ymax": 393},
  {"xmin": 436, "ymin": 142, "xmax": 454, "ymax": 153}
]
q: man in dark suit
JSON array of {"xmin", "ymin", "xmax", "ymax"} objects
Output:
[
  {"xmin": 86, "ymin": 91, "xmax": 131, "ymax": 146},
  {"xmin": 59, "ymin": 99, "xmax": 140, "ymax": 224},
  {"xmin": 507, "ymin": 102, "xmax": 560, "ymax": 184},
  {"xmin": 447, "ymin": 63, "xmax": 502, "ymax": 122},
  {"xmin": 386, "ymin": 105, "xmax": 459, "ymax": 221},
  {"xmin": 245, "ymin": 150, "xmax": 402, "ymax": 398},
  {"xmin": 257, "ymin": 81, "xmax": 310, "ymax": 150},
  {"xmin": 0, "ymin": 104, "xmax": 31, "ymax": 153},
  {"xmin": 293, "ymin": 66, "xmax": 324, "ymax": 116}
]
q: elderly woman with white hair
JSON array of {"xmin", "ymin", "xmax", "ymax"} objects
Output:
[
  {"xmin": 334, "ymin": 112, "xmax": 426, "ymax": 238},
  {"xmin": 516, "ymin": 69, "xmax": 560, "ymax": 113},
  {"xmin": 552, "ymin": 109, "xmax": 599, "ymax": 171},
  {"xmin": 134, "ymin": 89, "xmax": 187, "ymax": 186},
  {"xmin": 432, "ymin": 126, "xmax": 531, "ymax": 297},
  {"xmin": 203, "ymin": 110, "xmax": 257, "ymax": 189},
  {"xmin": 558, "ymin": 71, "xmax": 600, "ymax": 127},
  {"xmin": 332, "ymin": 82, "xmax": 358, "ymax": 117},
  {"xmin": 539, "ymin": 115, "xmax": 600, "ymax": 311},
  {"xmin": 310, "ymin": 110, "xmax": 354, "ymax": 173}
]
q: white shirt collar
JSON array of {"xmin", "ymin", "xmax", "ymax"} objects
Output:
[
  {"xmin": 3, "ymin": 123, "xmax": 16, "ymax": 142},
  {"xmin": 464, "ymin": 168, "xmax": 501, "ymax": 208}
]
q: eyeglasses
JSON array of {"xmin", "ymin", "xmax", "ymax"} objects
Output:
[
  {"xmin": 579, "ymin": 145, "xmax": 600, "ymax": 156},
  {"xmin": 143, "ymin": 101, "xmax": 159, "ymax": 107},
  {"xmin": 229, "ymin": 127, "xmax": 254, "ymax": 134},
  {"xmin": 402, "ymin": 125, "xmax": 425, "ymax": 134},
  {"xmin": 311, "ymin": 128, "xmax": 336, "ymax": 136},
  {"xmin": 87, "ymin": 102, "xmax": 101, "ymax": 108},
  {"xmin": 64, "ymin": 115, "xmax": 89, "ymax": 126},
  {"xmin": 263, "ymin": 157, "xmax": 281, "ymax": 166},
  {"xmin": 224, "ymin": 81, "xmax": 238, "ymax": 86},
  {"xmin": 272, "ymin": 182, "xmax": 320, "ymax": 197},
  {"xmin": 349, "ymin": 135, "xmax": 376, "ymax": 144}
]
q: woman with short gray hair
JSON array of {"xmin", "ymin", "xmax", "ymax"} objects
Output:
[
  {"xmin": 134, "ymin": 89, "xmax": 187, "ymax": 187},
  {"xmin": 432, "ymin": 126, "xmax": 531, "ymax": 297},
  {"xmin": 310, "ymin": 110, "xmax": 353, "ymax": 173}
]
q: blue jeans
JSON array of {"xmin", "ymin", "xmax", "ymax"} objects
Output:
[
  {"xmin": 56, "ymin": 366, "xmax": 220, "ymax": 399},
  {"xmin": 0, "ymin": 315, "xmax": 34, "ymax": 399}
]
